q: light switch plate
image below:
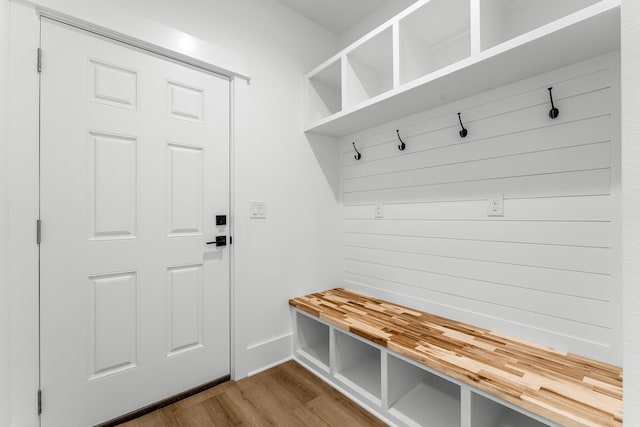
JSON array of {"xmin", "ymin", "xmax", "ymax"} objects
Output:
[
  {"xmin": 250, "ymin": 201, "xmax": 266, "ymax": 219},
  {"xmin": 487, "ymin": 194, "xmax": 504, "ymax": 217}
]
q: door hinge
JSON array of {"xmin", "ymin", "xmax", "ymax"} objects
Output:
[
  {"xmin": 37, "ymin": 389, "xmax": 42, "ymax": 415},
  {"xmin": 36, "ymin": 219, "xmax": 41, "ymax": 245},
  {"xmin": 37, "ymin": 48, "xmax": 42, "ymax": 73}
]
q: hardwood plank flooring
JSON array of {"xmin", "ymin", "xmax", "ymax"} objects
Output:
[{"xmin": 117, "ymin": 360, "xmax": 387, "ymax": 427}]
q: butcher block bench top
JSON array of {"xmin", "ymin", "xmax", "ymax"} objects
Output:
[{"xmin": 289, "ymin": 288, "xmax": 623, "ymax": 427}]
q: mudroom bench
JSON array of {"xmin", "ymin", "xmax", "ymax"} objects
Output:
[{"xmin": 289, "ymin": 288, "xmax": 623, "ymax": 427}]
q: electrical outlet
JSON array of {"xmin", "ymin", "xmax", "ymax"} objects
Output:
[
  {"xmin": 250, "ymin": 201, "xmax": 266, "ymax": 219},
  {"xmin": 374, "ymin": 202, "xmax": 384, "ymax": 219},
  {"xmin": 487, "ymin": 195, "xmax": 504, "ymax": 217}
]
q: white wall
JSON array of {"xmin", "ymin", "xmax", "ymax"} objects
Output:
[
  {"xmin": 340, "ymin": 52, "xmax": 622, "ymax": 365},
  {"xmin": 622, "ymin": 0, "xmax": 640, "ymax": 424},
  {"xmin": 0, "ymin": 0, "xmax": 10, "ymax": 424},
  {"xmin": 71, "ymin": 0, "xmax": 343, "ymax": 376}
]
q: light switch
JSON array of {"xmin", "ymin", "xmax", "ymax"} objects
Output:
[
  {"xmin": 487, "ymin": 194, "xmax": 504, "ymax": 217},
  {"xmin": 250, "ymin": 201, "xmax": 266, "ymax": 219}
]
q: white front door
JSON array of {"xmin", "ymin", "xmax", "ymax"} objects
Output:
[{"xmin": 39, "ymin": 18, "xmax": 230, "ymax": 426}]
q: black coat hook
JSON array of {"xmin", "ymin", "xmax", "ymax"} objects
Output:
[
  {"xmin": 352, "ymin": 142, "xmax": 361, "ymax": 160},
  {"xmin": 396, "ymin": 130, "xmax": 406, "ymax": 151},
  {"xmin": 548, "ymin": 87, "xmax": 559, "ymax": 119},
  {"xmin": 457, "ymin": 112, "xmax": 468, "ymax": 138}
]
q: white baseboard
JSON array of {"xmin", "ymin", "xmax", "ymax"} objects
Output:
[{"xmin": 244, "ymin": 333, "xmax": 293, "ymax": 377}]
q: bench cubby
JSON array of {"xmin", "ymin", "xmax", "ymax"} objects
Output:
[
  {"xmin": 294, "ymin": 310, "xmax": 330, "ymax": 371},
  {"xmin": 334, "ymin": 330, "xmax": 382, "ymax": 404},
  {"xmin": 387, "ymin": 354, "xmax": 461, "ymax": 427},
  {"xmin": 470, "ymin": 392, "xmax": 549, "ymax": 427}
]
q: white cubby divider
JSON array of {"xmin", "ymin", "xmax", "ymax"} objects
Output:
[
  {"xmin": 291, "ymin": 307, "xmax": 560, "ymax": 427},
  {"xmin": 345, "ymin": 27, "xmax": 394, "ymax": 108},
  {"xmin": 305, "ymin": 58, "xmax": 342, "ymax": 124},
  {"xmin": 398, "ymin": 0, "xmax": 471, "ymax": 85},
  {"xmin": 303, "ymin": 0, "xmax": 620, "ymax": 136},
  {"xmin": 479, "ymin": 0, "xmax": 601, "ymax": 51}
]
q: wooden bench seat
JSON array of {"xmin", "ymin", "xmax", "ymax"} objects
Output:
[{"xmin": 289, "ymin": 288, "xmax": 623, "ymax": 427}]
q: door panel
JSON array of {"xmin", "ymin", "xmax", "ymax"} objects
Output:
[{"xmin": 39, "ymin": 18, "xmax": 230, "ymax": 426}]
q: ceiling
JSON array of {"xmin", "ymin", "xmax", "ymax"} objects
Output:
[{"xmin": 275, "ymin": 0, "xmax": 388, "ymax": 35}]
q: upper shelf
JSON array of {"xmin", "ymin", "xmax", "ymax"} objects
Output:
[{"xmin": 303, "ymin": 0, "xmax": 620, "ymax": 138}]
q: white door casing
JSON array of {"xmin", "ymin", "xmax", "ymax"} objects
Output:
[{"xmin": 39, "ymin": 18, "xmax": 230, "ymax": 426}]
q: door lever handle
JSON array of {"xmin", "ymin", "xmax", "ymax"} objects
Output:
[{"xmin": 207, "ymin": 236, "xmax": 227, "ymax": 247}]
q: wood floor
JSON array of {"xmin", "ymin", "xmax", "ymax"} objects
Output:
[{"xmin": 118, "ymin": 360, "xmax": 387, "ymax": 427}]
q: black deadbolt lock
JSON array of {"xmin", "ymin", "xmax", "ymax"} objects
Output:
[{"xmin": 216, "ymin": 215, "xmax": 227, "ymax": 226}]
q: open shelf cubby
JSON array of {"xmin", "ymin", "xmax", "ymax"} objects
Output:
[
  {"xmin": 399, "ymin": 0, "xmax": 470, "ymax": 85},
  {"xmin": 295, "ymin": 312, "xmax": 330, "ymax": 370},
  {"xmin": 479, "ymin": 0, "xmax": 601, "ymax": 50},
  {"xmin": 471, "ymin": 392, "xmax": 550, "ymax": 427},
  {"xmin": 306, "ymin": 59, "xmax": 342, "ymax": 124},
  {"xmin": 334, "ymin": 330, "xmax": 382, "ymax": 403},
  {"xmin": 387, "ymin": 354, "xmax": 461, "ymax": 427},
  {"xmin": 345, "ymin": 27, "xmax": 393, "ymax": 108}
]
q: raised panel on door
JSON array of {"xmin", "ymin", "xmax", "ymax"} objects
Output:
[
  {"xmin": 87, "ymin": 271, "xmax": 139, "ymax": 381},
  {"xmin": 87, "ymin": 131, "xmax": 138, "ymax": 240}
]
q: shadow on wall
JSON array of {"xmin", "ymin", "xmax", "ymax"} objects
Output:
[{"xmin": 306, "ymin": 133, "xmax": 341, "ymax": 201}]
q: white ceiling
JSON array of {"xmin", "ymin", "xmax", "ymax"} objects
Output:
[{"xmin": 275, "ymin": 0, "xmax": 388, "ymax": 35}]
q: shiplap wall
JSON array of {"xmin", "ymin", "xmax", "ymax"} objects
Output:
[{"xmin": 340, "ymin": 52, "xmax": 621, "ymax": 365}]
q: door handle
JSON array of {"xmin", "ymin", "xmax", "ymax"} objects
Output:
[{"xmin": 206, "ymin": 236, "xmax": 226, "ymax": 247}]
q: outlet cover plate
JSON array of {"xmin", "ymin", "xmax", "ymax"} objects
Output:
[
  {"xmin": 487, "ymin": 194, "xmax": 504, "ymax": 217},
  {"xmin": 374, "ymin": 202, "xmax": 384, "ymax": 218}
]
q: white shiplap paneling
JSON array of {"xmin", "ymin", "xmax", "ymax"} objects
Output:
[{"xmin": 340, "ymin": 52, "xmax": 620, "ymax": 364}]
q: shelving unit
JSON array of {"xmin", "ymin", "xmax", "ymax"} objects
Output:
[
  {"xmin": 294, "ymin": 311, "xmax": 330, "ymax": 371},
  {"xmin": 387, "ymin": 355, "xmax": 461, "ymax": 427},
  {"xmin": 334, "ymin": 330, "xmax": 382, "ymax": 403},
  {"xmin": 303, "ymin": 0, "xmax": 620, "ymax": 137},
  {"xmin": 471, "ymin": 392, "xmax": 549, "ymax": 427},
  {"xmin": 290, "ymin": 305, "xmax": 568, "ymax": 427}
]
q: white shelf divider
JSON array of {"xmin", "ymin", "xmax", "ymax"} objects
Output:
[{"xmin": 303, "ymin": 0, "xmax": 620, "ymax": 137}]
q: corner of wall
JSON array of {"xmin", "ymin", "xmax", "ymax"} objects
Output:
[
  {"xmin": 0, "ymin": 0, "xmax": 10, "ymax": 424},
  {"xmin": 621, "ymin": 0, "xmax": 640, "ymax": 424}
]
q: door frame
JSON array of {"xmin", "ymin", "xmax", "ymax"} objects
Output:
[{"xmin": 7, "ymin": 1, "xmax": 251, "ymax": 424}]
